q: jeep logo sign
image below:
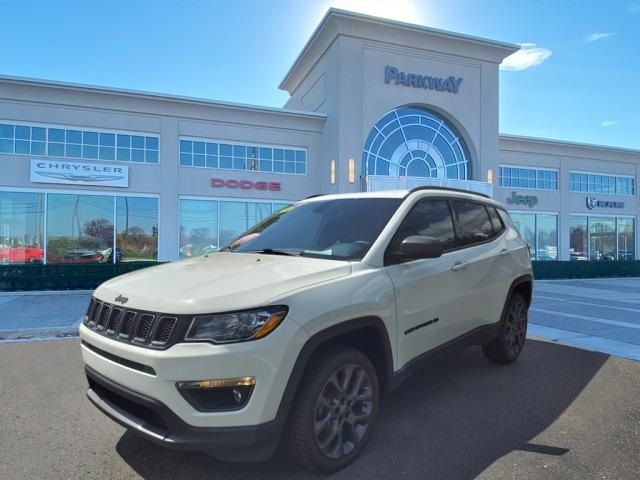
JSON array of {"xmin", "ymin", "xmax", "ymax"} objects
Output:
[
  {"xmin": 211, "ymin": 178, "xmax": 281, "ymax": 191},
  {"xmin": 506, "ymin": 191, "xmax": 538, "ymax": 208}
]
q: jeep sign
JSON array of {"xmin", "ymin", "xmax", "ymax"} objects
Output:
[{"xmin": 506, "ymin": 191, "xmax": 538, "ymax": 208}]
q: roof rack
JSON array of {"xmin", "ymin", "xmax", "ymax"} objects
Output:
[
  {"xmin": 304, "ymin": 193, "xmax": 326, "ymax": 199},
  {"xmin": 407, "ymin": 186, "xmax": 491, "ymax": 199}
]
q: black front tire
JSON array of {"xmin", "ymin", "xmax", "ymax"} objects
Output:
[
  {"xmin": 287, "ymin": 347, "xmax": 380, "ymax": 473},
  {"xmin": 482, "ymin": 292, "xmax": 528, "ymax": 364}
]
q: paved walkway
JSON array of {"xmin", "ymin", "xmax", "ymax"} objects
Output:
[
  {"xmin": 0, "ymin": 290, "xmax": 91, "ymax": 340},
  {"xmin": 529, "ymin": 278, "xmax": 640, "ymax": 362}
]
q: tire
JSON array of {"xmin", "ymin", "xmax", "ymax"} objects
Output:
[
  {"xmin": 482, "ymin": 292, "xmax": 528, "ymax": 364},
  {"xmin": 287, "ymin": 346, "xmax": 380, "ymax": 473}
]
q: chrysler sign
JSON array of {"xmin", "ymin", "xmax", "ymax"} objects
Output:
[
  {"xmin": 30, "ymin": 160, "xmax": 129, "ymax": 187},
  {"xmin": 211, "ymin": 178, "xmax": 281, "ymax": 191},
  {"xmin": 384, "ymin": 65, "xmax": 463, "ymax": 94}
]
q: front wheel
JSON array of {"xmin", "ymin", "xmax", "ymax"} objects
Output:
[
  {"xmin": 482, "ymin": 292, "xmax": 528, "ymax": 363},
  {"xmin": 287, "ymin": 347, "xmax": 379, "ymax": 473}
]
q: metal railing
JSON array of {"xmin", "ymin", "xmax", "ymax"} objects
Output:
[{"xmin": 362, "ymin": 175, "xmax": 494, "ymax": 197}]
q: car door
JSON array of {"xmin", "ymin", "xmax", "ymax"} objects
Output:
[
  {"xmin": 446, "ymin": 200, "xmax": 507, "ymax": 336},
  {"xmin": 384, "ymin": 197, "xmax": 462, "ymax": 368}
]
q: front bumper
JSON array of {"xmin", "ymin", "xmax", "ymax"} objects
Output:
[{"xmin": 86, "ymin": 366, "xmax": 282, "ymax": 460}]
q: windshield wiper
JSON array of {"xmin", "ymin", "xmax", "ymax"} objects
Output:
[{"xmin": 244, "ymin": 248, "xmax": 303, "ymax": 256}]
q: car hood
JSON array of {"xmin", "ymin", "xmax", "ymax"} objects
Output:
[{"xmin": 94, "ymin": 252, "xmax": 352, "ymax": 314}]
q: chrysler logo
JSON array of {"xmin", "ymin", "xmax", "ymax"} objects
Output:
[
  {"xmin": 114, "ymin": 294, "xmax": 129, "ymax": 305},
  {"xmin": 35, "ymin": 171, "xmax": 125, "ymax": 183}
]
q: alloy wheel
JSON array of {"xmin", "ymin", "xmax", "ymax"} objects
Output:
[
  {"xmin": 313, "ymin": 364, "xmax": 374, "ymax": 460},
  {"xmin": 504, "ymin": 298, "xmax": 527, "ymax": 357}
]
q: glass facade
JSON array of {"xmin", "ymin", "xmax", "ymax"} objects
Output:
[
  {"xmin": 179, "ymin": 198, "xmax": 290, "ymax": 258},
  {"xmin": 0, "ymin": 191, "xmax": 157, "ymax": 264},
  {"xmin": 362, "ymin": 106, "xmax": 469, "ymax": 180},
  {"xmin": 179, "ymin": 139, "xmax": 307, "ymax": 174},
  {"xmin": 569, "ymin": 172, "xmax": 635, "ymax": 196},
  {"xmin": 510, "ymin": 212, "xmax": 558, "ymax": 260},
  {"xmin": 0, "ymin": 192, "xmax": 45, "ymax": 264},
  {"xmin": 499, "ymin": 166, "xmax": 558, "ymax": 190},
  {"xmin": 0, "ymin": 122, "xmax": 159, "ymax": 163},
  {"xmin": 570, "ymin": 215, "xmax": 635, "ymax": 261}
]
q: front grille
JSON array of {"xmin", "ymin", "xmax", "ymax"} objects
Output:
[
  {"xmin": 87, "ymin": 375, "xmax": 167, "ymax": 433},
  {"xmin": 83, "ymin": 297, "xmax": 181, "ymax": 349}
]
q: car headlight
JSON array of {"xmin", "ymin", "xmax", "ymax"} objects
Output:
[{"xmin": 184, "ymin": 306, "xmax": 288, "ymax": 344}]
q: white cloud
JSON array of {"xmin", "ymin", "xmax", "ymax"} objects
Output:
[
  {"xmin": 500, "ymin": 43, "xmax": 552, "ymax": 71},
  {"xmin": 601, "ymin": 120, "xmax": 618, "ymax": 128},
  {"xmin": 586, "ymin": 32, "xmax": 615, "ymax": 43}
]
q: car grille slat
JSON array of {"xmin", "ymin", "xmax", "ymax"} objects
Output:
[
  {"xmin": 152, "ymin": 317, "xmax": 177, "ymax": 345},
  {"xmin": 106, "ymin": 308, "xmax": 123, "ymax": 335},
  {"xmin": 118, "ymin": 311, "xmax": 137, "ymax": 339},
  {"xmin": 83, "ymin": 297, "xmax": 184, "ymax": 350},
  {"xmin": 134, "ymin": 314, "xmax": 155, "ymax": 343},
  {"xmin": 96, "ymin": 303, "xmax": 111, "ymax": 331}
]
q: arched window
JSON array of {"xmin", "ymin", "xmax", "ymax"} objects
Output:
[{"xmin": 362, "ymin": 106, "xmax": 469, "ymax": 180}]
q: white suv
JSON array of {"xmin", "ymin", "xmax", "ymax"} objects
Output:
[{"xmin": 80, "ymin": 188, "xmax": 532, "ymax": 472}]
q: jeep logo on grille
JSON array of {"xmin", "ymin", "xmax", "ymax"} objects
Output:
[{"xmin": 114, "ymin": 294, "xmax": 129, "ymax": 305}]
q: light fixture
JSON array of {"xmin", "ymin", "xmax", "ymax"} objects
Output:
[
  {"xmin": 487, "ymin": 169, "xmax": 494, "ymax": 184},
  {"xmin": 330, "ymin": 160, "xmax": 336, "ymax": 184},
  {"xmin": 348, "ymin": 158, "xmax": 355, "ymax": 183}
]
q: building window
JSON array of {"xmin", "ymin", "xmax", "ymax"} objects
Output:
[
  {"xmin": 0, "ymin": 191, "xmax": 45, "ymax": 264},
  {"xmin": 179, "ymin": 138, "xmax": 307, "ymax": 175},
  {"xmin": 0, "ymin": 191, "xmax": 158, "ymax": 264},
  {"xmin": 569, "ymin": 172, "xmax": 635, "ymax": 196},
  {"xmin": 510, "ymin": 212, "xmax": 558, "ymax": 260},
  {"xmin": 179, "ymin": 198, "xmax": 291, "ymax": 258},
  {"xmin": 116, "ymin": 197, "xmax": 159, "ymax": 262},
  {"xmin": 570, "ymin": 215, "xmax": 635, "ymax": 261},
  {"xmin": 0, "ymin": 122, "xmax": 159, "ymax": 164},
  {"xmin": 362, "ymin": 106, "xmax": 469, "ymax": 180},
  {"xmin": 499, "ymin": 166, "xmax": 558, "ymax": 190}
]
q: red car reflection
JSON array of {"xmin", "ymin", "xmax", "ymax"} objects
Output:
[{"xmin": 0, "ymin": 246, "xmax": 44, "ymax": 264}]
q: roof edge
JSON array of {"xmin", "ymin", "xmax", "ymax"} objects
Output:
[
  {"xmin": 279, "ymin": 8, "xmax": 519, "ymax": 91},
  {"xmin": 0, "ymin": 74, "xmax": 327, "ymax": 120},
  {"xmin": 500, "ymin": 133, "xmax": 640, "ymax": 156}
]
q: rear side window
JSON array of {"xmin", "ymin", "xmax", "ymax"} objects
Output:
[
  {"xmin": 389, "ymin": 199, "xmax": 457, "ymax": 251},
  {"xmin": 488, "ymin": 207, "xmax": 505, "ymax": 233},
  {"xmin": 452, "ymin": 200, "xmax": 494, "ymax": 247}
]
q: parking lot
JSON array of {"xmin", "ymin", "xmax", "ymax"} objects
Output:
[{"xmin": 1, "ymin": 278, "xmax": 639, "ymax": 479}]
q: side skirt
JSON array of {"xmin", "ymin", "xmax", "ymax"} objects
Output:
[{"xmin": 387, "ymin": 323, "xmax": 500, "ymax": 392}]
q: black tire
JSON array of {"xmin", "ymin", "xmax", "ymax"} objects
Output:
[
  {"xmin": 287, "ymin": 347, "xmax": 380, "ymax": 473},
  {"xmin": 482, "ymin": 292, "xmax": 528, "ymax": 364}
]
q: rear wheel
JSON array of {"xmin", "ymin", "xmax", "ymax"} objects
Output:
[
  {"xmin": 287, "ymin": 347, "xmax": 379, "ymax": 473},
  {"xmin": 482, "ymin": 293, "xmax": 528, "ymax": 363}
]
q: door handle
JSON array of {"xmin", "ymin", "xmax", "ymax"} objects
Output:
[
  {"xmin": 451, "ymin": 261, "xmax": 468, "ymax": 272},
  {"xmin": 499, "ymin": 248, "xmax": 510, "ymax": 256}
]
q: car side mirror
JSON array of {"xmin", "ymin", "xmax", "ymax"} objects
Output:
[{"xmin": 399, "ymin": 235, "xmax": 444, "ymax": 259}]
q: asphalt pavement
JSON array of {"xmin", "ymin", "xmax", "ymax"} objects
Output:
[{"xmin": 1, "ymin": 336, "xmax": 639, "ymax": 479}]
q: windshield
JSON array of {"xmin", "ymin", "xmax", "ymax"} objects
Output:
[{"xmin": 228, "ymin": 198, "xmax": 402, "ymax": 260}]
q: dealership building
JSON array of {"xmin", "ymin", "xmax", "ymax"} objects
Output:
[{"xmin": 1, "ymin": 8, "xmax": 638, "ymax": 266}]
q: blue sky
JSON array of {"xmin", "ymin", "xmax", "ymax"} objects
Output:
[{"xmin": 2, "ymin": 0, "xmax": 639, "ymax": 149}]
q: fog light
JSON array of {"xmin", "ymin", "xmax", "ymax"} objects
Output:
[{"xmin": 176, "ymin": 377, "xmax": 256, "ymax": 412}]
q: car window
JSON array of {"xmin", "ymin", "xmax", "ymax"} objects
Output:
[
  {"xmin": 452, "ymin": 200, "xmax": 495, "ymax": 247},
  {"xmin": 488, "ymin": 207, "xmax": 505, "ymax": 233},
  {"xmin": 389, "ymin": 199, "xmax": 457, "ymax": 253},
  {"xmin": 230, "ymin": 198, "xmax": 402, "ymax": 261}
]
